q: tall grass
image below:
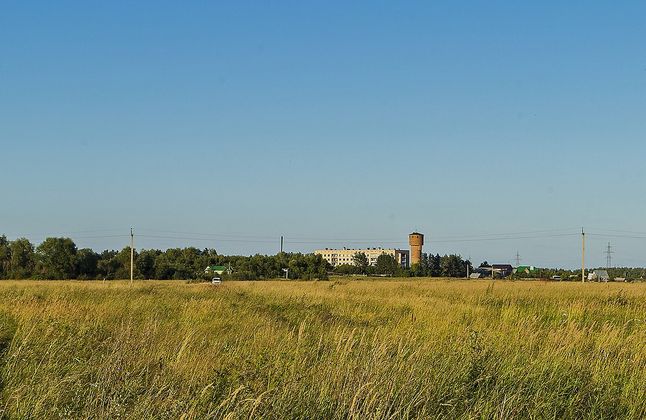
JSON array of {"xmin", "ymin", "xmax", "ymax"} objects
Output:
[{"xmin": 0, "ymin": 279, "xmax": 644, "ymax": 419}]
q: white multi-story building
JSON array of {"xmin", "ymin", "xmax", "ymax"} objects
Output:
[{"xmin": 314, "ymin": 248, "xmax": 410, "ymax": 268}]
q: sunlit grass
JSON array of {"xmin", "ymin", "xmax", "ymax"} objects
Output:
[{"xmin": 0, "ymin": 279, "xmax": 644, "ymax": 419}]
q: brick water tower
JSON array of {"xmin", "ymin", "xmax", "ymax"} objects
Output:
[{"xmin": 409, "ymin": 232, "xmax": 424, "ymax": 266}]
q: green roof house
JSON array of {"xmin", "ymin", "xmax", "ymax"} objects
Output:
[
  {"xmin": 205, "ymin": 265, "xmax": 228, "ymax": 275},
  {"xmin": 514, "ymin": 266, "xmax": 535, "ymax": 275}
]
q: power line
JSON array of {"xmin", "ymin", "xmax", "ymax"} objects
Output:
[
  {"xmin": 604, "ymin": 242, "xmax": 614, "ymax": 269},
  {"xmin": 12, "ymin": 226, "xmax": 646, "ymax": 242},
  {"xmin": 2, "ymin": 229, "xmax": 127, "ymax": 237},
  {"xmin": 3, "ymin": 230, "xmax": 584, "ymax": 246},
  {"xmin": 431, "ymin": 227, "xmax": 580, "ymax": 240},
  {"xmin": 589, "ymin": 227, "xmax": 646, "ymax": 236},
  {"xmin": 1, "ymin": 227, "xmax": 589, "ymax": 244},
  {"xmin": 588, "ymin": 233, "xmax": 646, "ymax": 240},
  {"xmin": 137, "ymin": 228, "xmax": 278, "ymax": 240},
  {"xmin": 430, "ymin": 233, "xmax": 579, "ymax": 243},
  {"xmin": 137, "ymin": 235, "xmax": 277, "ymax": 243},
  {"xmin": 137, "ymin": 227, "xmax": 583, "ymax": 243}
]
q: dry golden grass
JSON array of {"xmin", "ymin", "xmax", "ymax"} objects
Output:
[{"xmin": 0, "ymin": 278, "xmax": 644, "ymax": 419}]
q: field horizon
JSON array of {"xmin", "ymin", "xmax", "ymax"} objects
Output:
[{"xmin": 1, "ymin": 278, "xmax": 644, "ymax": 418}]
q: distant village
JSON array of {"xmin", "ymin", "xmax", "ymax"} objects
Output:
[
  {"xmin": 313, "ymin": 232, "xmax": 521, "ymax": 278},
  {"xmin": 309, "ymin": 232, "xmax": 630, "ymax": 282},
  {"xmin": 0, "ymin": 232, "xmax": 638, "ymax": 282}
]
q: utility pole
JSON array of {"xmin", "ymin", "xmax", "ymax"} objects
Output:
[
  {"xmin": 466, "ymin": 262, "xmax": 470, "ymax": 279},
  {"xmin": 605, "ymin": 242, "xmax": 614, "ymax": 269},
  {"xmin": 581, "ymin": 228, "xmax": 585, "ymax": 283},
  {"xmin": 280, "ymin": 236, "xmax": 284, "ymax": 253},
  {"xmin": 515, "ymin": 251, "xmax": 521, "ymax": 267},
  {"xmin": 130, "ymin": 228, "xmax": 134, "ymax": 284}
]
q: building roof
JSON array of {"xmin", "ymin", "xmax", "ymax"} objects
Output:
[{"xmin": 315, "ymin": 248, "xmax": 406, "ymax": 252}]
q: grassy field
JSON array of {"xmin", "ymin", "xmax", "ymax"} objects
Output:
[{"xmin": 0, "ymin": 279, "xmax": 644, "ymax": 419}]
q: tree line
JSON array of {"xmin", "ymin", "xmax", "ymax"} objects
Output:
[
  {"xmin": 0, "ymin": 235, "xmax": 476, "ymax": 280},
  {"xmin": 0, "ymin": 236, "xmax": 328, "ymax": 280},
  {"xmin": 14, "ymin": 234, "xmax": 633, "ymax": 281},
  {"xmin": 512, "ymin": 266, "xmax": 646, "ymax": 281},
  {"xmin": 332, "ymin": 252, "xmax": 473, "ymax": 278}
]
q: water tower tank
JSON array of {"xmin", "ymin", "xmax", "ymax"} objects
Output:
[{"xmin": 409, "ymin": 232, "xmax": 424, "ymax": 266}]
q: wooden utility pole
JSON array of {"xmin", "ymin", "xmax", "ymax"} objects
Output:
[
  {"xmin": 130, "ymin": 228, "xmax": 134, "ymax": 284},
  {"xmin": 581, "ymin": 228, "xmax": 585, "ymax": 283}
]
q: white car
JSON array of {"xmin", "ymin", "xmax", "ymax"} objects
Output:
[{"xmin": 211, "ymin": 277, "xmax": 222, "ymax": 285}]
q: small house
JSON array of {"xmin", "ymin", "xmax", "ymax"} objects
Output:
[
  {"xmin": 476, "ymin": 264, "xmax": 514, "ymax": 278},
  {"xmin": 588, "ymin": 270, "xmax": 610, "ymax": 282},
  {"xmin": 514, "ymin": 265, "xmax": 536, "ymax": 275},
  {"xmin": 205, "ymin": 265, "xmax": 228, "ymax": 275},
  {"xmin": 492, "ymin": 264, "xmax": 514, "ymax": 278}
]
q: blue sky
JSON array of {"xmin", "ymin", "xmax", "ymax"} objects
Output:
[{"xmin": 1, "ymin": 1, "xmax": 645, "ymax": 268}]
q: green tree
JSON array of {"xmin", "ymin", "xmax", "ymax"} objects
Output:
[
  {"xmin": 76, "ymin": 248, "xmax": 99, "ymax": 279},
  {"xmin": 410, "ymin": 253, "xmax": 433, "ymax": 277},
  {"xmin": 429, "ymin": 254, "xmax": 441, "ymax": 277},
  {"xmin": 178, "ymin": 247, "xmax": 206, "ymax": 279},
  {"xmin": 95, "ymin": 248, "xmax": 138, "ymax": 279},
  {"xmin": 334, "ymin": 264, "xmax": 361, "ymax": 275},
  {"xmin": 9, "ymin": 238, "xmax": 35, "ymax": 279},
  {"xmin": 375, "ymin": 254, "xmax": 399, "ymax": 276},
  {"xmin": 154, "ymin": 249, "xmax": 180, "ymax": 279},
  {"xmin": 36, "ymin": 237, "xmax": 78, "ymax": 279},
  {"xmin": 352, "ymin": 252, "xmax": 369, "ymax": 275},
  {"xmin": 97, "ymin": 250, "xmax": 120, "ymax": 280},
  {"xmin": 136, "ymin": 249, "xmax": 160, "ymax": 279},
  {"xmin": 0, "ymin": 235, "xmax": 10, "ymax": 279},
  {"xmin": 440, "ymin": 254, "xmax": 467, "ymax": 278},
  {"xmin": 114, "ymin": 247, "xmax": 137, "ymax": 279}
]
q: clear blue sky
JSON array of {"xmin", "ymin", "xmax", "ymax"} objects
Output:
[{"xmin": 2, "ymin": 1, "xmax": 645, "ymax": 268}]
